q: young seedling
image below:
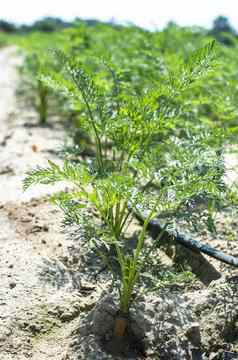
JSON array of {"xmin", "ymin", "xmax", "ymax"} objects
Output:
[
  {"xmin": 18, "ymin": 52, "xmax": 50, "ymax": 124},
  {"xmin": 17, "ymin": 34, "xmax": 68, "ymax": 125}
]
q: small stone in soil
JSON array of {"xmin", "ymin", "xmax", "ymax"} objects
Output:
[
  {"xmin": 0, "ymin": 165, "xmax": 14, "ymax": 175},
  {"xmin": 9, "ymin": 282, "xmax": 16, "ymax": 289},
  {"xmin": 28, "ymin": 323, "xmax": 42, "ymax": 334},
  {"xmin": 21, "ymin": 217, "xmax": 32, "ymax": 223}
]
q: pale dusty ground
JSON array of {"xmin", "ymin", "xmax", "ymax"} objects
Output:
[
  {"xmin": 0, "ymin": 47, "xmax": 238, "ymax": 360},
  {"xmin": 0, "ymin": 47, "xmax": 70, "ymax": 204},
  {"xmin": 0, "ymin": 47, "xmax": 101, "ymax": 360}
]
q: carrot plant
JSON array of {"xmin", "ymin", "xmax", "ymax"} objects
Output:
[
  {"xmin": 18, "ymin": 50, "xmax": 54, "ymax": 124},
  {"xmin": 23, "ymin": 42, "xmax": 236, "ymax": 340},
  {"xmin": 17, "ymin": 33, "xmax": 70, "ymax": 125}
]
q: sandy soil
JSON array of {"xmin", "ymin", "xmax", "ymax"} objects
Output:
[{"xmin": 0, "ymin": 47, "xmax": 102, "ymax": 360}]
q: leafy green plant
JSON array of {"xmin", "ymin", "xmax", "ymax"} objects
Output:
[
  {"xmin": 0, "ymin": 33, "xmax": 8, "ymax": 48},
  {"xmin": 16, "ymin": 32, "xmax": 69, "ymax": 125},
  {"xmin": 18, "ymin": 52, "xmax": 50, "ymax": 124},
  {"xmin": 23, "ymin": 41, "xmax": 236, "ymax": 344}
]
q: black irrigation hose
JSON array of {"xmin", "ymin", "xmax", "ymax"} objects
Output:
[{"xmin": 135, "ymin": 212, "xmax": 238, "ymax": 268}]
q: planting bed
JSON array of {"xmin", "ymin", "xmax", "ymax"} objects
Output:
[{"xmin": 0, "ymin": 47, "xmax": 238, "ymax": 360}]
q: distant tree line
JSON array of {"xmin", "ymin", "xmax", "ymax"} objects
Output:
[
  {"xmin": 210, "ymin": 16, "xmax": 237, "ymax": 46},
  {"xmin": 0, "ymin": 15, "xmax": 237, "ymax": 45},
  {"xmin": 0, "ymin": 17, "xmax": 108, "ymax": 34},
  {"xmin": 0, "ymin": 17, "xmax": 73, "ymax": 33}
]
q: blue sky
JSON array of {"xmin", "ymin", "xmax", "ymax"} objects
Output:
[{"xmin": 1, "ymin": 0, "xmax": 238, "ymax": 30}]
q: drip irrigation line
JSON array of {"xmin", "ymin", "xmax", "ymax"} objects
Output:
[{"xmin": 135, "ymin": 211, "xmax": 238, "ymax": 268}]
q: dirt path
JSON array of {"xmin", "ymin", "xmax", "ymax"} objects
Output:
[
  {"xmin": 0, "ymin": 47, "xmax": 100, "ymax": 360},
  {"xmin": 0, "ymin": 47, "xmax": 67, "ymax": 204},
  {"xmin": 0, "ymin": 47, "xmax": 19, "ymax": 123}
]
